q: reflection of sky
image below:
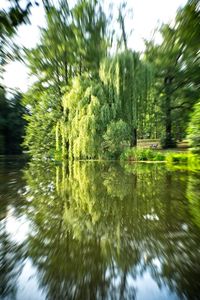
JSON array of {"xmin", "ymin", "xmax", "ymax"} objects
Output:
[
  {"xmin": 3, "ymin": 204, "xmax": 181, "ymax": 300},
  {"xmin": 5, "ymin": 206, "xmax": 30, "ymax": 244},
  {"xmin": 4, "ymin": 205, "xmax": 46, "ymax": 300},
  {"xmin": 134, "ymin": 272, "xmax": 179, "ymax": 300},
  {"xmin": 1, "ymin": 161, "xmax": 199, "ymax": 300},
  {"xmin": 105, "ymin": 259, "xmax": 179, "ymax": 300},
  {"xmin": 16, "ymin": 259, "xmax": 46, "ymax": 300}
]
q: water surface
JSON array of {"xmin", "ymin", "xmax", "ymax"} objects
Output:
[{"xmin": 0, "ymin": 157, "xmax": 200, "ymax": 300}]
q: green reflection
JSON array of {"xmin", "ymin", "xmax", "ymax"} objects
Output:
[
  {"xmin": 20, "ymin": 161, "xmax": 200, "ymax": 300},
  {"xmin": 0, "ymin": 158, "xmax": 26, "ymax": 299},
  {"xmin": 187, "ymin": 173, "xmax": 200, "ymax": 228}
]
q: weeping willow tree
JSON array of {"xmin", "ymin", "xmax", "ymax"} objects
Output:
[
  {"xmin": 61, "ymin": 76, "xmax": 112, "ymax": 159},
  {"xmin": 100, "ymin": 50, "xmax": 153, "ymax": 146},
  {"xmin": 59, "ymin": 50, "xmax": 153, "ymax": 160}
]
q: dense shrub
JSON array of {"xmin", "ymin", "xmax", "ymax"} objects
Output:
[
  {"xmin": 102, "ymin": 120, "xmax": 130, "ymax": 158},
  {"xmin": 166, "ymin": 152, "xmax": 200, "ymax": 172},
  {"xmin": 166, "ymin": 153, "xmax": 189, "ymax": 164},
  {"xmin": 120, "ymin": 148, "xmax": 166, "ymax": 161}
]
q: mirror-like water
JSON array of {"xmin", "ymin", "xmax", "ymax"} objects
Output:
[{"xmin": 0, "ymin": 157, "xmax": 200, "ymax": 300}]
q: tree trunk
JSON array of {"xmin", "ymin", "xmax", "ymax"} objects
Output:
[
  {"xmin": 130, "ymin": 128, "xmax": 137, "ymax": 147},
  {"xmin": 165, "ymin": 104, "xmax": 173, "ymax": 147},
  {"xmin": 119, "ymin": 10, "xmax": 127, "ymax": 50},
  {"xmin": 164, "ymin": 76, "xmax": 175, "ymax": 148}
]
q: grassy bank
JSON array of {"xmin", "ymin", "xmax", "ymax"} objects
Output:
[{"xmin": 120, "ymin": 148, "xmax": 200, "ymax": 172}]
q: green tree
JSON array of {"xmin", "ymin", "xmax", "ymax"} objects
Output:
[
  {"xmin": 145, "ymin": 0, "xmax": 200, "ymax": 147},
  {"xmin": 23, "ymin": 85, "xmax": 62, "ymax": 158},
  {"xmin": 23, "ymin": 0, "xmax": 109, "ymax": 159},
  {"xmin": 103, "ymin": 119, "xmax": 130, "ymax": 158},
  {"xmin": 100, "ymin": 50, "xmax": 153, "ymax": 146},
  {"xmin": 26, "ymin": 0, "xmax": 108, "ymax": 89},
  {"xmin": 71, "ymin": 0, "xmax": 108, "ymax": 76},
  {"xmin": 62, "ymin": 76, "xmax": 109, "ymax": 159},
  {"xmin": 187, "ymin": 101, "xmax": 200, "ymax": 154}
]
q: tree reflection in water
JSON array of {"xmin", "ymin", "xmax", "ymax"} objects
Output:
[
  {"xmin": 0, "ymin": 158, "xmax": 26, "ymax": 299},
  {"xmin": 1, "ymin": 160, "xmax": 200, "ymax": 300}
]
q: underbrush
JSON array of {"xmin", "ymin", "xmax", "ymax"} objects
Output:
[
  {"xmin": 120, "ymin": 148, "xmax": 200, "ymax": 171},
  {"xmin": 166, "ymin": 153, "xmax": 189, "ymax": 164},
  {"xmin": 166, "ymin": 153, "xmax": 200, "ymax": 172},
  {"xmin": 120, "ymin": 148, "xmax": 166, "ymax": 162}
]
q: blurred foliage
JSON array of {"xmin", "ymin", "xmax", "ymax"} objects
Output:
[
  {"xmin": 62, "ymin": 76, "xmax": 108, "ymax": 159},
  {"xmin": 187, "ymin": 100, "xmax": 200, "ymax": 154},
  {"xmin": 0, "ymin": 0, "xmax": 37, "ymax": 76},
  {"xmin": 120, "ymin": 147, "xmax": 165, "ymax": 161},
  {"xmin": 166, "ymin": 152, "xmax": 200, "ymax": 172},
  {"xmin": 23, "ymin": 0, "xmax": 112, "ymax": 159},
  {"xmin": 60, "ymin": 51, "xmax": 152, "ymax": 160},
  {"xmin": 22, "ymin": 85, "xmax": 62, "ymax": 158},
  {"xmin": 0, "ymin": 0, "xmax": 36, "ymax": 36},
  {"xmin": 103, "ymin": 119, "xmax": 130, "ymax": 158},
  {"xmin": 187, "ymin": 173, "xmax": 200, "ymax": 228},
  {"xmin": 144, "ymin": 0, "xmax": 200, "ymax": 147}
]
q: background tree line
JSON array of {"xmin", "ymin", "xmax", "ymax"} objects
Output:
[{"xmin": 0, "ymin": 87, "xmax": 26, "ymax": 154}]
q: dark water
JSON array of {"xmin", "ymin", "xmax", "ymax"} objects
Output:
[{"xmin": 0, "ymin": 157, "xmax": 200, "ymax": 300}]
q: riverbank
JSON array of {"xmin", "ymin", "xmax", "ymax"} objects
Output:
[{"xmin": 120, "ymin": 148, "xmax": 200, "ymax": 172}]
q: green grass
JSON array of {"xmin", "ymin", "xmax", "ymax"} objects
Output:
[
  {"xmin": 166, "ymin": 152, "xmax": 200, "ymax": 172},
  {"xmin": 166, "ymin": 152, "xmax": 189, "ymax": 164},
  {"xmin": 120, "ymin": 148, "xmax": 165, "ymax": 162},
  {"xmin": 120, "ymin": 148, "xmax": 200, "ymax": 172}
]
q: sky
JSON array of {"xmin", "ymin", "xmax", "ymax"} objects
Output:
[{"xmin": 1, "ymin": 0, "xmax": 188, "ymax": 92}]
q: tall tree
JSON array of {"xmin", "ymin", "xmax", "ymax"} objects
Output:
[
  {"xmin": 100, "ymin": 50, "xmax": 153, "ymax": 147},
  {"xmin": 145, "ymin": 0, "xmax": 200, "ymax": 147},
  {"xmin": 71, "ymin": 0, "xmax": 108, "ymax": 76},
  {"xmin": 23, "ymin": 0, "xmax": 109, "ymax": 159}
]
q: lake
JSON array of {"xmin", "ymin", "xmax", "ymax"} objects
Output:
[{"xmin": 0, "ymin": 157, "xmax": 200, "ymax": 300}]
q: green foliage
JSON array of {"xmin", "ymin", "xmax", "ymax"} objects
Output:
[
  {"xmin": 160, "ymin": 135, "xmax": 176, "ymax": 149},
  {"xmin": 120, "ymin": 147, "xmax": 165, "ymax": 161},
  {"xmin": 26, "ymin": 0, "xmax": 108, "ymax": 90},
  {"xmin": 62, "ymin": 76, "xmax": 109, "ymax": 159},
  {"xmin": 61, "ymin": 50, "xmax": 153, "ymax": 160},
  {"xmin": 166, "ymin": 152, "xmax": 200, "ymax": 172},
  {"xmin": 176, "ymin": 0, "xmax": 200, "ymax": 55},
  {"xmin": 21, "ymin": 0, "xmax": 199, "ymax": 160},
  {"xmin": 100, "ymin": 50, "xmax": 153, "ymax": 146},
  {"xmin": 23, "ymin": 85, "xmax": 62, "ymax": 159},
  {"xmin": 187, "ymin": 101, "xmax": 200, "ymax": 154},
  {"xmin": 71, "ymin": 0, "xmax": 108, "ymax": 74},
  {"xmin": 144, "ymin": 0, "xmax": 200, "ymax": 147},
  {"xmin": 187, "ymin": 173, "xmax": 200, "ymax": 228},
  {"xmin": 0, "ymin": 0, "xmax": 33, "ymax": 36},
  {"xmin": 0, "ymin": 0, "xmax": 44, "ymax": 75},
  {"xmin": 23, "ymin": 0, "xmax": 110, "ymax": 160},
  {"xmin": 166, "ymin": 153, "xmax": 189, "ymax": 164},
  {"xmin": 102, "ymin": 120, "xmax": 130, "ymax": 158}
]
